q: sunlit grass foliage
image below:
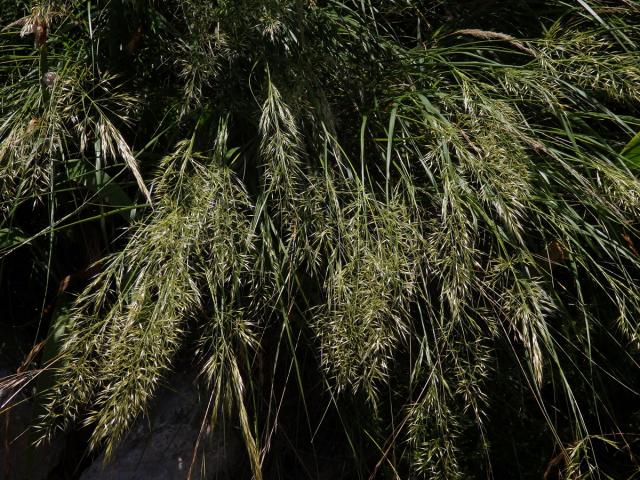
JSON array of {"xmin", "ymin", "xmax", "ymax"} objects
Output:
[{"xmin": 2, "ymin": 0, "xmax": 640, "ymax": 478}]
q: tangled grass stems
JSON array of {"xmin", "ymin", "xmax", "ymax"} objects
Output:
[{"xmin": 0, "ymin": 0, "xmax": 640, "ymax": 478}]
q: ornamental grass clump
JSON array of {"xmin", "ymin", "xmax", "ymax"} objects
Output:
[{"xmin": 2, "ymin": 1, "xmax": 640, "ymax": 478}]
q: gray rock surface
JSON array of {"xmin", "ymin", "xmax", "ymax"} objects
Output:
[
  {"xmin": 0, "ymin": 368, "xmax": 63, "ymax": 480},
  {"xmin": 80, "ymin": 375, "xmax": 243, "ymax": 480}
]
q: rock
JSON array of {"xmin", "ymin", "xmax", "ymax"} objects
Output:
[
  {"xmin": 0, "ymin": 368, "xmax": 64, "ymax": 480},
  {"xmin": 79, "ymin": 374, "xmax": 243, "ymax": 480}
]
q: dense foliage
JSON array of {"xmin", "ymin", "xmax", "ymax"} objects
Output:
[{"xmin": 2, "ymin": 1, "xmax": 640, "ymax": 478}]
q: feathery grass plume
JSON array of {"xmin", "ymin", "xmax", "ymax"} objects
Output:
[
  {"xmin": 0, "ymin": 3, "xmax": 146, "ymax": 217},
  {"xmin": 0, "ymin": 35, "xmax": 142, "ymax": 220},
  {"xmin": 38, "ymin": 128, "xmax": 257, "ymax": 459},
  {"xmin": 259, "ymin": 74, "xmax": 304, "ymax": 227},
  {"xmin": 316, "ymin": 196, "xmax": 422, "ymax": 406}
]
